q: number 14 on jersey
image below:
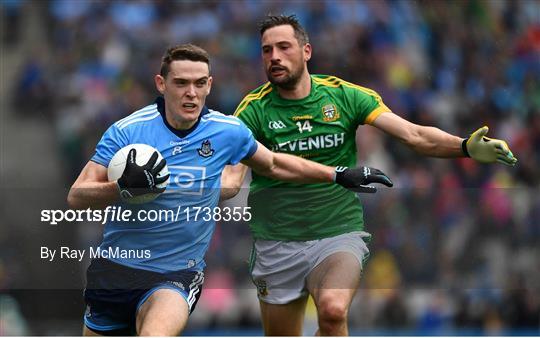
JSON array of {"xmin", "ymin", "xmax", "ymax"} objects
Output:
[{"xmin": 296, "ymin": 121, "xmax": 313, "ymax": 133}]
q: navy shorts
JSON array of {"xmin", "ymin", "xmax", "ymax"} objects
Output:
[{"xmin": 83, "ymin": 258, "xmax": 204, "ymax": 336}]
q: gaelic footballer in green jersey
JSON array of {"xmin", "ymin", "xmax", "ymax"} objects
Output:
[{"xmin": 234, "ymin": 75, "xmax": 391, "ymax": 241}]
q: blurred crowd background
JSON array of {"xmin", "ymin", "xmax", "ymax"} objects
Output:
[{"xmin": 1, "ymin": 0, "xmax": 539, "ymax": 335}]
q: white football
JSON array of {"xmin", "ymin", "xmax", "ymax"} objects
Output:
[{"xmin": 107, "ymin": 144, "xmax": 169, "ymax": 204}]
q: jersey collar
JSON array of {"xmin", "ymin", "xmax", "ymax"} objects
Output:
[{"xmin": 155, "ymin": 96, "xmax": 209, "ymax": 138}]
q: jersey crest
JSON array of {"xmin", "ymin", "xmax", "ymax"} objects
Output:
[
  {"xmin": 322, "ymin": 104, "xmax": 340, "ymax": 122},
  {"xmin": 197, "ymin": 139, "xmax": 215, "ymax": 158},
  {"xmin": 255, "ymin": 279, "xmax": 268, "ymax": 297}
]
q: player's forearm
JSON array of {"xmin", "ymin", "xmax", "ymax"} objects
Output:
[
  {"xmin": 264, "ymin": 152, "xmax": 334, "ymax": 183},
  {"xmin": 67, "ymin": 181, "xmax": 120, "ymax": 210},
  {"xmin": 407, "ymin": 125, "xmax": 465, "ymax": 158}
]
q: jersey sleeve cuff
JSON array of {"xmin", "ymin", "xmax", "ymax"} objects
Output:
[
  {"xmin": 90, "ymin": 155, "xmax": 109, "ymax": 168},
  {"xmin": 243, "ymin": 141, "xmax": 258, "ymax": 160},
  {"xmin": 364, "ymin": 104, "xmax": 391, "ymax": 125}
]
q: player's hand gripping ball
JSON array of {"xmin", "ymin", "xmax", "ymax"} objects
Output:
[{"xmin": 108, "ymin": 144, "xmax": 170, "ymax": 204}]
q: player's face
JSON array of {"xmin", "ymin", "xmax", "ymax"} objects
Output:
[
  {"xmin": 155, "ymin": 60, "xmax": 212, "ymax": 129},
  {"xmin": 261, "ymin": 25, "xmax": 311, "ymax": 90}
]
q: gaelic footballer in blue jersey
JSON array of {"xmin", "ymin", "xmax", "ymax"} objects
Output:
[{"xmin": 67, "ymin": 44, "xmax": 391, "ymax": 336}]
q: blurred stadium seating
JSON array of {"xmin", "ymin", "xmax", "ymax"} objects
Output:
[{"xmin": 0, "ymin": 0, "xmax": 538, "ymax": 335}]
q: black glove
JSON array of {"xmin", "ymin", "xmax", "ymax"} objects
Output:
[
  {"xmin": 117, "ymin": 149, "xmax": 169, "ymax": 199},
  {"xmin": 334, "ymin": 166, "xmax": 393, "ymax": 193}
]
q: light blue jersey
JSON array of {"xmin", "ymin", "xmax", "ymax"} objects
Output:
[{"xmin": 91, "ymin": 97, "xmax": 257, "ymax": 273}]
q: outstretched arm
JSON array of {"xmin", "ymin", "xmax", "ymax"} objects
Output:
[
  {"xmin": 371, "ymin": 112, "xmax": 463, "ymax": 157},
  {"xmin": 241, "ymin": 141, "xmax": 334, "ymax": 183},
  {"xmin": 371, "ymin": 112, "xmax": 517, "ymax": 166},
  {"xmin": 241, "ymin": 142, "xmax": 393, "ymax": 193}
]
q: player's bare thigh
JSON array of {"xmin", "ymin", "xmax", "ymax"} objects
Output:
[
  {"xmin": 307, "ymin": 251, "xmax": 362, "ymax": 293},
  {"xmin": 136, "ymin": 288, "xmax": 189, "ymax": 336},
  {"xmin": 259, "ymin": 295, "xmax": 308, "ymax": 336},
  {"xmin": 307, "ymin": 252, "xmax": 361, "ymax": 335},
  {"xmin": 258, "ymin": 252, "xmax": 361, "ymax": 336}
]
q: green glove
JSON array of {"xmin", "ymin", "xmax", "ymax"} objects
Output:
[{"xmin": 463, "ymin": 126, "xmax": 518, "ymax": 166}]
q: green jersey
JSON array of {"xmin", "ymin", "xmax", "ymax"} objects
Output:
[{"xmin": 234, "ymin": 75, "xmax": 390, "ymax": 241}]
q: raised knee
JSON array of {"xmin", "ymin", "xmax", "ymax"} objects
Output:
[{"xmin": 317, "ymin": 297, "xmax": 348, "ymax": 323}]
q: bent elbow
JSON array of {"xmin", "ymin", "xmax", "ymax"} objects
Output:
[
  {"xmin": 66, "ymin": 190, "xmax": 77, "ymax": 209},
  {"xmin": 402, "ymin": 127, "xmax": 429, "ymax": 153},
  {"xmin": 400, "ymin": 127, "xmax": 419, "ymax": 147},
  {"xmin": 231, "ymin": 186, "xmax": 241, "ymax": 197},
  {"xmin": 67, "ymin": 187, "xmax": 84, "ymax": 210},
  {"xmin": 408, "ymin": 127, "xmax": 444, "ymax": 155},
  {"xmin": 220, "ymin": 186, "xmax": 241, "ymax": 201},
  {"xmin": 257, "ymin": 164, "xmax": 278, "ymax": 180}
]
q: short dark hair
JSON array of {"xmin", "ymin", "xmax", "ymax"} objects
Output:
[
  {"xmin": 160, "ymin": 44, "xmax": 210, "ymax": 77},
  {"xmin": 259, "ymin": 14, "xmax": 309, "ymax": 46}
]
